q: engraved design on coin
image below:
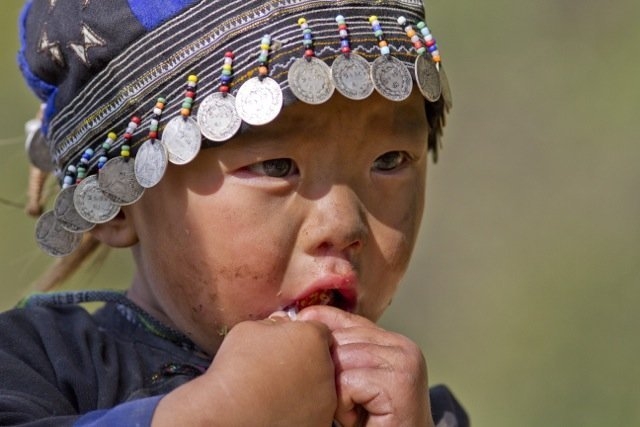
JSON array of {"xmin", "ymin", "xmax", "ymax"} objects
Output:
[
  {"xmin": 35, "ymin": 210, "xmax": 82, "ymax": 257},
  {"xmin": 331, "ymin": 54, "xmax": 375, "ymax": 100},
  {"xmin": 235, "ymin": 77, "xmax": 283, "ymax": 126},
  {"xmin": 415, "ymin": 55, "xmax": 441, "ymax": 102},
  {"xmin": 370, "ymin": 56, "xmax": 413, "ymax": 102},
  {"xmin": 53, "ymin": 185, "xmax": 95, "ymax": 233},
  {"xmin": 197, "ymin": 92, "xmax": 242, "ymax": 142},
  {"xmin": 135, "ymin": 140, "xmax": 168, "ymax": 188},
  {"xmin": 288, "ymin": 57, "xmax": 335, "ymax": 105},
  {"xmin": 162, "ymin": 116, "xmax": 202, "ymax": 165},
  {"xmin": 73, "ymin": 175, "xmax": 120, "ymax": 224},
  {"xmin": 98, "ymin": 157, "xmax": 145, "ymax": 206}
]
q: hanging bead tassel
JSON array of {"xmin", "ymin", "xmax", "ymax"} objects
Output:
[
  {"xmin": 181, "ymin": 75, "xmax": 198, "ymax": 117},
  {"xmin": 369, "ymin": 16, "xmax": 390, "ymax": 56},
  {"xmin": 148, "ymin": 97, "xmax": 166, "ymax": 141},
  {"xmin": 336, "ymin": 15, "xmax": 351, "ymax": 55},
  {"xmin": 416, "ymin": 20, "xmax": 441, "ymax": 66}
]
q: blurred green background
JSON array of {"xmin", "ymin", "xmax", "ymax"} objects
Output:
[{"xmin": 1, "ymin": 1, "xmax": 639, "ymax": 425}]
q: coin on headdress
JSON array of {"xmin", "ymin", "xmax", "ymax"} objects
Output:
[
  {"xmin": 331, "ymin": 53, "xmax": 375, "ymax": 101},
  {"xmin": 370, "ymin": 55, "xmax": 413, "ymax": 102},
  {"xmin": 414, "ymin": 55, "xmax": 441, "ymax": 102},
  {"xmin": 135, "ymin": 140, "xmax": 168, "ymax": 188},
  {"xmin": 74, "ymin": 174, "xmax": 120, "ymax": 224},
  {"xmin": 25, "ymin": 121, "xmax": 54, "ymax": 172},
  {"xmin": 53, "ymin": 185, "xmax": 95, "ymax": 233},
  {"xmin": 438, "ymin": 62, "xmax": 453, "ymax": 111},
  {"xmin": 162, "ymin": 116, "xmax": 202, "ymax": 165},
  {"xmin": 235, "ymin": 76, "xmax": 283, "ymax": 126},
  {"xmin": 35, "ymin": 210, "xmax": 82, "ymax": 257},
  {"xmin": 288, "ymin": 57, "xmax": 335, "ymax": 105},
  {"xmin": 197, "ymin": 92, "xmax": 242, "ymax": 142},
  {"xmin": 98, "ymin": 156, "xmax": 145, "ymax": 206}
]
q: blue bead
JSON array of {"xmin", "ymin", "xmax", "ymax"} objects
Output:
[
  {"xmin": 428, "ymin": 44, "xmax": 438, "ymax": 53},
  {"xmin": 341, "ymin": 40, "xmax": 350, "ymax": 48}
]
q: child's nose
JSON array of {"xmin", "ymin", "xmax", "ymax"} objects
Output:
[{"xmin": 301, "ymin": 184, "xmax": 369, "ymax": 257}]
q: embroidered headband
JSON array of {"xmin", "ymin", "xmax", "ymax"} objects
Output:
[{"xmin": 19, "ymin": 0, "xmax": 452, "ymax": 256}]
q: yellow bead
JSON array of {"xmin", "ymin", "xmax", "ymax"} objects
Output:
[
  {"xmin": 222, "ymin": 64, "xmax": 232, "ymax": 71},
  {"xmin": 369, "ymin": 16, "xmax": 378, "ymax": 23},
  {"xmin": 260, "ymin": 43, "xmax": 270, "ymax": 51},
  {"xmin": 188, "ymin": 75, "xmax": 198, "ymax": 83},
  {"xmin": 407, "ymin": 29, "xmax": 416, "ymax": 38},
  {"xmin": 121, "ymin": 151, "xmax": 130, "ymax": 157},
  {"xmin": 298, "ymin": 17, "xmax": 306, "ymax": 26},
  {"xmin": 108, "ymin": 132, "xmax": 117, "ymax": 141}
]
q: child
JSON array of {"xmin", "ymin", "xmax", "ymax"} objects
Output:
[{"xmin": 3, "ymin": 0, "xmax": 468, "ymax": 425}]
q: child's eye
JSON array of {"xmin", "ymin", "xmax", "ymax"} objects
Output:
[
  {"xmin": 372, "ymin": 151, "xmax": 410, "ymax": 172},
  {"xmin": 247, "ymin": 158, "xmax": 298, "ymax": 177}
]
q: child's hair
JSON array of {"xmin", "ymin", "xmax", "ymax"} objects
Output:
[{"xmin": 19, "ymin": 0, "xmax": 451, "ymax": 289}]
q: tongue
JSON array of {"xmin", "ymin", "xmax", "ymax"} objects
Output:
[{"xmin": 295, "ymin": 289, "xmax": 334, "ymax": 311}]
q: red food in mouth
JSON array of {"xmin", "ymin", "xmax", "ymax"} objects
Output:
[{"xmin": 286, "ymin": 289, "xmax": 354, "ymax": 313}]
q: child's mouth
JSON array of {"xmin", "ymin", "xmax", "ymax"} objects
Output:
[{"xmin": 284, "ymin": 288, "xmax": 355, "ymax": 315}]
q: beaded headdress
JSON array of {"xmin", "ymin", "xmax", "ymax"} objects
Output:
[{"xmin": 19, "ymin": 0, "xmax": 451, "ymax": 256}]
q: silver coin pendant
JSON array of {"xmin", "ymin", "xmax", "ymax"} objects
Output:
[
  {"xmin": 370, "ymin": 55, "xmax": 413, "ymax": 102},
  {"xmin": 331, "ymin": 54, "xmax": 374, "ymax": 100},
  {"xmin": 135, "ymin": 140, "xmax": 168, "ymax": 188},
  {"xmin": 53, "ymin": 185, "xmax": 95, "ymax": 233},
  {"xmin": 288, "ymin": 57, "xmax": 335, "ymax": 105},
  {"xmin": 98, "ymin": 156, "xmax": 145, "ymax": 206},
  {"xmin": 197, "ymin": 92, "xmax": 242, "ymax": 142},
  {"xmin": 235, "ymin": 77, "xmax": 283, "ymax": 126},
  {"xmin": 415, "ymin": 55, "xmax": 441, "ymax": 102},
  {"xmin": 162, "ymin": 116, "xmax": 202, "ymax": 165},
  {"xmin": 73, "ymin": 175, "xmax": 121, "ymax": 224},
  {"xmin": 35, "ymin": 210, "xmax": 82, "ymax": 257}
]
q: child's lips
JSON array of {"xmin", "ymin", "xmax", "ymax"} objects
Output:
[{"xmin": 283, "ymin": 276, "xmax": 357, "ymax": 313}]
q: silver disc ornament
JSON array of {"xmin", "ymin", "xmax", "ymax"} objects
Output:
[
  {"xmin": 235, "ymin": 76, "xmax": 283, "ymax": 126},
  {"xmin": 370, "ymin": 55, "xmax": 413, "ymax": 102},
  {"xmin": 98, "ymin": 156, "xmax": 145, "ymax": 206},
  {"xmin": 438, "ymin": 62, "xmax": 453, "ymax": 111},
  {"xmin": 162, "ymin": 116, "xmax": 202, "ymax": 165},
  {"xmin": 135, "ymin": 139, "xmax": 168, "ymax": 188},
  {"xmin": 330, "ymin": 53, "xmax": 374, "ymax": 100},
  {"xmin": 414, "ymin": 55, "xmax": 441, "ymax": 102},
  {"xmin": 288, "ymin": 57, "xmax": 335, "ymax": 105},
  {"xmin": 53, "ymin": 185, "xmax": 95, "ymax": 233},
  {"xmin": 25, "ymin": 120, "xmax": 55, "ymax": 172},
  {"xmin": 35, "ymin": 210, "xmax": 82, "ymax": 257},
  {"xmin": 73, "ymin": 175, "xmax": 120, "ymax": 224},
  {"xmin": 197, "ymin": 92, "xmax": 242, "ymax": 142}
]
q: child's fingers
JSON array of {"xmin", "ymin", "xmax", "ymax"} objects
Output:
[{"xmin": 297, "ymin": 304, "xmax": 376, "ymax": 330}]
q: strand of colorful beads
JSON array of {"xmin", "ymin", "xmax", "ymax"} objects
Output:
[
  {"xmin": 97, "ymin": 132, "xmax": 117, "ymax": 170},
  {"xmin": 397, "ymin": 16, "xmax": 427, "ymax": 56},
  {"xmin": 121, "ymin": 116, "xmax": 140, "ymax": 159},
  {"xmin": 297, "ymin": 18, "xmax": 315, "ymax": 59},
  {"xmin": 220, "ymin": 51, "xmax": 234, "ymax": 95},
  {"xmin": 181, "ymin": 75, "xmax": 198, "ymax": 117},
  {"xmin": 149, "ymin": 98, "xmax": 166, "ymax": 141},
  {"xmin": 417, "ymin": 20, "xmax": 441, "ymax": 68},
  {"xmin": 335, "ymin": 15, "xmax": 351, "ymax": 55},
  {"xmin": 257, "ymin": 35, "xmax": 272, "ymax": 80},
  {"xmin": 368, "ymin": 16, "xmax": 390, "ymax": 56}
]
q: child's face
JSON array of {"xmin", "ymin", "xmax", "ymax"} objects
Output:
[{"xmin": 125, "ymin": 90, "xmax": 429, "ymax": 354}]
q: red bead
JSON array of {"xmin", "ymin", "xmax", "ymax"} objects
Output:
[
  {"xmin": 338, "ymin": 24, "xmax": 347, "ymax": 30},
  {"xmin": 304, "ymin": 48, "xmax": 314, "ymax": 57},
  {"xmin": 413, "ymin": 41, "xmax": 423, "ymax": 50},
  {"xmin": 341, "ymin": 46, "xmax": 351, "ymax": 54},
  {"xmin": 124, "ymin": 132, "xmax": 132, "ymax": 140},
  {"xmin": 219, "ymin": 85, "xmax": 230, "ymax": 93},
  {"xmin": 225, "ymin": 51, "xmax": 234, "ymax": 58},
  {"xmin": 131, "ymin": 116, "xmax": 141, "ymax": 125},
  {"xmin": 149, "ymin": 131, "xmax": 158, "ymax": 139},
  {"xmin": 186, "ymin": 91, "xmax": 196, "ymax": 99},
  {"xmin": 426, "ymin": 39, "xmax": 436, "ymax": 47}
]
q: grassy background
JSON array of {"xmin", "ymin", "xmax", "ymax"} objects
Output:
[{"xmin": 1, "ymin": 1, "xmax": 639, "ymax": 425}]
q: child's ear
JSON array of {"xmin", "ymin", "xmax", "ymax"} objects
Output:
[{"xmin": 88, "ymin": 208, "xmax": 138, "ymax": 248}]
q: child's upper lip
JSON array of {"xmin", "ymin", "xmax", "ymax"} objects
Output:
[{"xmin": 284, "ymin": 273, "xmax": 358, "ymax": 313}]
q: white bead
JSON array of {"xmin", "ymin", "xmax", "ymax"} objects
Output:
[
  {"xmin": 381, "ymin": 46, "xmax": 390, "ymax": 56},
  {"xmin": 336, "ymin": 15, "xmax": 344, "ymax": 23},
  {"xmin": 339, "ymin": 29, "xmax": 348, "ymax": 38},
  {"xmin": 397, "ymin": 16, "xmax": 407, "ymax": 25},
  {"xmin": 153, "ymin": 107, "xmax": 162, "ymax": 116}
]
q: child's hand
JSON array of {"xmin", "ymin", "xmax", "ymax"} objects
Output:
[
  {"xmin": 153, "ymin": 315, "xmax": 336, "ymax": 426},
  {"xmin": 297, "ymin": 306, "xmax": 434, "ymax": 427}
]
